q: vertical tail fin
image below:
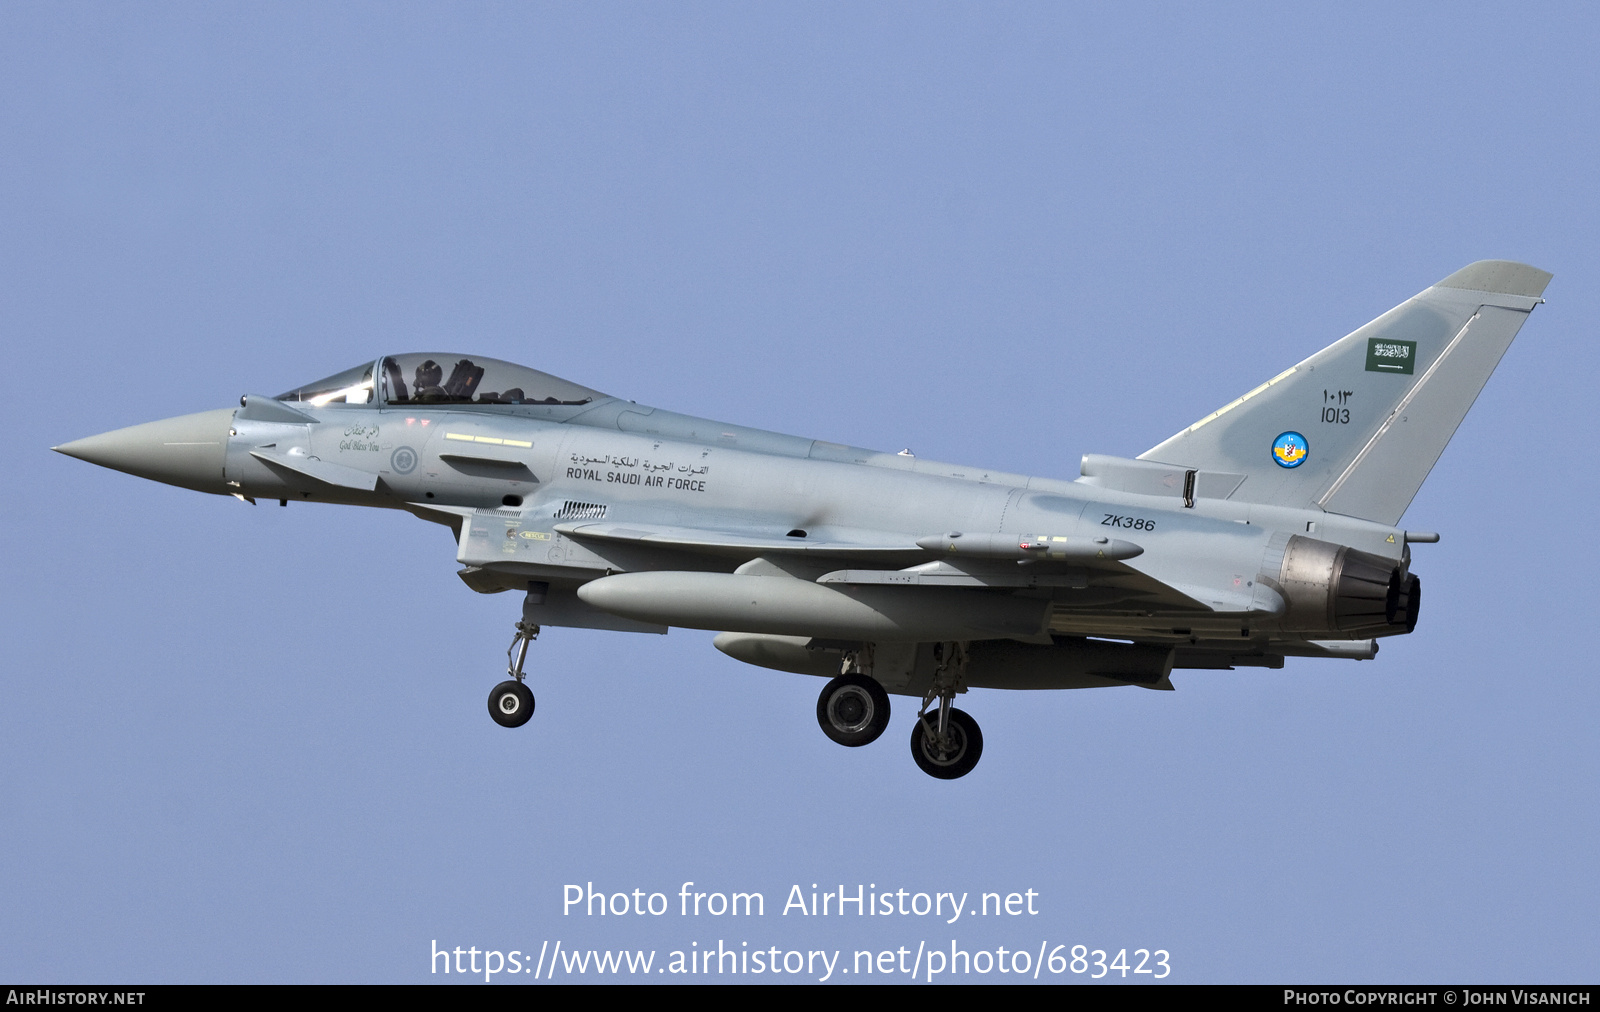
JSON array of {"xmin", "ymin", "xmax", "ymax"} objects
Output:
[{"xmin": 1139, "ymin": 261, "xmax": 1551, "ymax": 525}]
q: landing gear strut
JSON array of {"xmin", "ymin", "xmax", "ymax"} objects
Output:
[
  {"xmin": 910, "ymin": 642, "xmax": 983, "ymax": 779},
  {"xmin": 817, "ymin": 648, "xmax": 890, "ymax": 747},
  {"xmin": 910, "ymin": 707, "xmax": 982, "ymax": 779},
  {"xmin": 488, "ymin": 620, "xmax": 539, "ymax": 728}
]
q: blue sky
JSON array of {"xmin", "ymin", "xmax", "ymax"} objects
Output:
[{"xmin": 3, "ymin": 3, "xmax": 1596, "ymax": 983}]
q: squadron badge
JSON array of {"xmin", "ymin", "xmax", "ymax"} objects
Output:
[{"xmin": 1271, "ymin": 431, "xmax": 1308, "ymax": 468}]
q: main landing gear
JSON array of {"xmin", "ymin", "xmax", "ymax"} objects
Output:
[
  {"xmin": 911, "ymin": 706, "xmax": 982, "ymax": 780},
  {"xmin": 910, "ymin": 641, "xmax": 982, "ymax": 779},
  {"xmin": 817, "ymin": 651, "xmax": 892, "ymax": 747},
  {"xmin": 814, "ymin": 642, "xmax": 984, "ymax": 779},
  {"xmin": 488, "ymin": 620, "xmax": 539, "ymax": 728}
]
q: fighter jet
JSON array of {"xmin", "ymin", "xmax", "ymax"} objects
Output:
[{"xmin": 55, "ymin": 260, "xmax": 1550, "ymax": 778}]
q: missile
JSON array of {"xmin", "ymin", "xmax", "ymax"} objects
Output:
[{"xmin": 914, "ymin": 532, "xmax": 1142, "ymax": 561}]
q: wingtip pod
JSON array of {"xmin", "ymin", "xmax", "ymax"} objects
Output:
[{"xmin": 1435, "ymin": 260, "xmax": 1553, "ymax": 299}]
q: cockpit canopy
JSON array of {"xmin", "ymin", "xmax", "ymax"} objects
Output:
[{"xmin": 277, "ymin": 355, "xmax": 602, "ymax": 408}]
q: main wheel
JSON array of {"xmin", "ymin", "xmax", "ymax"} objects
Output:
[
  {"xmin": 910, "ymin": 707, "xmax": 982, "ymax": 779},
  {"xmin": 488, "ymin": 680, "xmax": 535, "ymax": 728},
  {"xmin": 816, "ymin": 673, "xmax": 891, "ymax": 747}
]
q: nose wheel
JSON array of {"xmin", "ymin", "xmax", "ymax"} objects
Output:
[
  {"xmin": 489, "ymin": 680, "xmax": 535, "ymax": 727},
  {"xmin": 489, "ymin": 620, "xmax": 539, "ymax": 729}
]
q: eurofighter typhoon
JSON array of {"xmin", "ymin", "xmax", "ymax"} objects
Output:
[{"xmin": 56, "ymin": 261, "xmax": 1550, "ymax": 778}]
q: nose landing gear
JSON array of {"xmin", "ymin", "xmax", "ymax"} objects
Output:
[
  {"xmin": 488, "ymin": 620, "xmax": 539, "ymax": 728},
  {"xmin": 488, "ymin": 679, "xmax": 534, "ymax": 727}
]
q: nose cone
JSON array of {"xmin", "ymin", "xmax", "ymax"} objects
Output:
[{"xmin": 54, "ymin": 408, "xmax": 236, "ymax": 495}]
